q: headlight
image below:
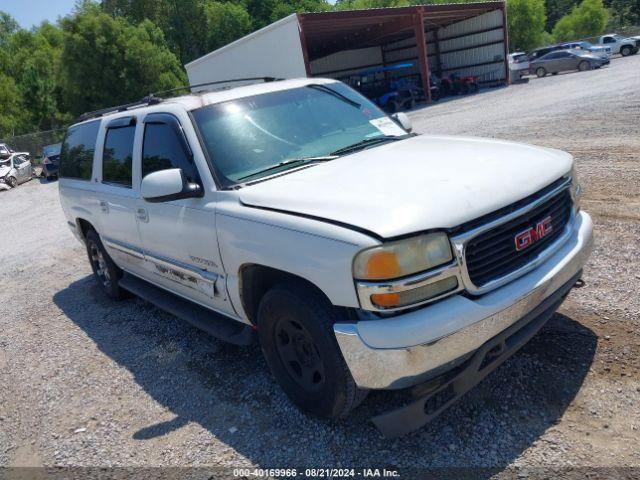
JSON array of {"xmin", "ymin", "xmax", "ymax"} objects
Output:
[{"xmin": 353, "ymin": 232, "xmax": 453, "ymax": 281}]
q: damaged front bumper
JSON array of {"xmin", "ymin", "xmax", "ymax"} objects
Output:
[{"xmin": 333, "ymin": 211, "xmax": 594, "ymax": 391}]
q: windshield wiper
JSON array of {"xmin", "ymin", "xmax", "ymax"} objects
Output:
[
  {"xmin": 236, "ymin": 156, "xmax": 338, "ymax": 182},
  {"xmin": 307, "ymin": 84, "xmax": 361, "ymax": 109},
  {"xmin": 330, "ymin": 135, "xmax": 406, "ymax": 156}
]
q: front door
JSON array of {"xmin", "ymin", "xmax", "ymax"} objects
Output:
[{"xmin": 134, "ymin": 112, "xmax": 234, "ymax": 316}]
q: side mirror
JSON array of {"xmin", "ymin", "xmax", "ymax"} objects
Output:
[
  {"xmin": 141, "ymin": 168, "xmax": 202, "ymax": 203},
  {"xmin": 392, "ymin": 112, "xmax": 412, "ymax": 132}
]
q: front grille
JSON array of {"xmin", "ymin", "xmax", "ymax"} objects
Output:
[{"xmin": 465, "ymin": 188, "xmax": 572, "ymax": 287}]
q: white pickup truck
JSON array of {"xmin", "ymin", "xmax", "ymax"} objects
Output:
[
  {"xmin": 597, "ymin": 33, "xmax": 640, "ymax": 56},
  {"xmin": 58, "ymin": 78, "xmax": 593, "ymax": 437}
]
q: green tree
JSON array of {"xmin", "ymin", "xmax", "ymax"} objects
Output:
[
  {"xmin": 606, "ymin": 0, "xmax": 640, "ymax": 28},
  {"xmin": 0, "ymin": 74, "xmax": 23, "ymax": 137},
  {"xmin": 552, "ymin": 0, "xmax": 608, "ymax": 41},
  {"xmin": 58, "ymin": 11, "xmax": 186, "ymax": 117},
  {"xmin": 203, "ymin": 2, "xmax": 252, "ymax": 52},
  {"xmin": 507, "ymin": 0, "xmax": 547, "ymax": 51}
]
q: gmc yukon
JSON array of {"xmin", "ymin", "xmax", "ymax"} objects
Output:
[{"xmin": 58, "ymin": 78, "xmax": 594, "ymax": 437}]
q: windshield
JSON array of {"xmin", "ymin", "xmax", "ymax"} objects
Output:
[{"xmin": 191, "ymin": 82, "xmax": 408, "ymax": 185}]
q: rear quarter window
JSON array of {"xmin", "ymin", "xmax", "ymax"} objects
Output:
[{"xmin": 59, "ymin": 120, "xmax": 101, "ymax": 180}]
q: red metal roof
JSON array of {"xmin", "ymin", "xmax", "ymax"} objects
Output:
[{"xmin": 299, "ymin": 2, "xmax": 505, "ymax": 60}]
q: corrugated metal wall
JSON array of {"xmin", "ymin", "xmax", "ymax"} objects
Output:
[
  {"xmin": 437, "ymin": 10, "xmax": 506, "ymax": 82},
  {"xmin": 308, "ymin": 9, "xmax": 506, "ymax": 85},
  {"xmin": 310, "ymin": 46, "xmax": 383, "ymax": 77}
]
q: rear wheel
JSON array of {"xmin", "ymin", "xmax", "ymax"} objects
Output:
[
  {"xmin": 578, "ymin": 60, "xmax": 591, "ymax": 72},
  {"xmin": 620, "ymin": 46, "xmax": 632, "ymax": 57},
  {"xmin": 85, "ymin": 229, "xmax": 126, "ymax": 300},
  {"xmin": 257, "ymin": 281, "xmax": 367, "ymax": 418},
  {"xmin": 536, "ymin": 67, "xmax": 547, "ymax": 78}
]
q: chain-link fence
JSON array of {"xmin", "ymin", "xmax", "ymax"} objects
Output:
[{"xmin": 1, "ymin": 128, "xmax": 67, "ymax": 166}]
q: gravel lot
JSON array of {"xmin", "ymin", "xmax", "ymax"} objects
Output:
[{"xmin": 1, "ymin": 55, "xmax": 639, "ymax": 476}]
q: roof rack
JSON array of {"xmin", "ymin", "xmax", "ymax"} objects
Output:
[
  {"xmin": 76, "ymin": 95, "xmax": 164, "ymax": 122},
  {"xmin": 75, "ymin": 77, "xmax": 283, "ymax": 123},
  {"xmin": 153, "ymin": 76, "xmax": 283, "ymax": 98}
]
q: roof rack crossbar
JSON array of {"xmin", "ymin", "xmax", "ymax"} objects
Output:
[
  {"xmin": 154, "ymin": 77, "xmax": 282, "ymax": 97},
  {"xmin": 76, "ymin": 77, "xmax": 282, "ymax": 123}
]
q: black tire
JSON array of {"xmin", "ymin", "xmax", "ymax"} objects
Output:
[
  {"xmin": 257, "ymin": 281, "xmax": 368, "ymax": 419},
  {"xmin": 536, "ymin": 67, "xmax": 547, "ymax": 78},
  {"xmin": 468, "ymin": 82, "xmax": 479, "ymax": 93},
  {"xmin": 620, "ymin": 46, "xmax": 632, "ymax": 57},
  {"xmin": 6, "ymin": 176, "xmax": 17, "ymax": 188},
  {"xmin": 85, "ymin": 229, "xmax": 126, "ymax": 300},
  {"xmin": 578, "ymin": 61, "xmax": 591, "ymax": 72}
]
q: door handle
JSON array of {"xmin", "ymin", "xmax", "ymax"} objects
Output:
[
  {"xmin": 136, "ymin": 208, "xmax": 149, "ymax": 222},
  {"xmin": 99, "ymin": 201, "xmax": 109, "ymax": 213}
]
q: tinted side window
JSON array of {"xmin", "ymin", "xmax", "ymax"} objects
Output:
[
  {"xmin": 102, "ymin": 126, "xmax": 135, "ymax": 187},
  {"xmin": 603, "ymin": 37, "xmax": 614, "ymax": 44},
  {"xmin": 142, "ymin": 123, "xmax": 198, "ymax": 183},
  {"xmin": 60, "ymin": 120, "xmax": 100, "ymax": 180}
]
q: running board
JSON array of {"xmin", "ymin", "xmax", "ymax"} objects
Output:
[{"xmin": 119, "ymin": 273, "xmax": 255, "ymax": 346}]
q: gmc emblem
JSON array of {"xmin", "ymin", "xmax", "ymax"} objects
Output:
[{"xmin": 514, "ymin": 216, "xmax": 553, "ymax": 251}]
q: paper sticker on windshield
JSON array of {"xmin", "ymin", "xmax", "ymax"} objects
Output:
[{"xmin": 369, "ymin": 117, "xmax": 406, "ymax": 136}]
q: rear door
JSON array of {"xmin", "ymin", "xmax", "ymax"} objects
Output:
[
  {"xmin": 134, "ymin": 111, "xmax": 234, "ymax": 315},
  {"xmin": 94, "ymin": 116, "xmax": 147, "ymax": 277}
]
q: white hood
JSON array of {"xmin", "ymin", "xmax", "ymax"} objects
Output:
[{"xmin": 239, "ymin": 135, "xmax": 573, "ymax": 239}]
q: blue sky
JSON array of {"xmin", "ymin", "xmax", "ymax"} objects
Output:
[
  {"xmin": 1, "ymin": 0, "xmax": 339, "ymax": 29},
  {"xmin": 0, "ymin": 0, "xmax": 78, "ymax": 28}
]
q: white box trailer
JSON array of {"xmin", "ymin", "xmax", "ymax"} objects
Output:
[
  {"xmin": 185, "ymin": 14, "xmax": 307, "ymax": 87},
  {"xmin": 185, "ymin": 2, "xmax": 509, "ymax": 102}
]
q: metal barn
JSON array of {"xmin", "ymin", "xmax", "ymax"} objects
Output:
[{"xmin": 185, "ymin": 2, "xmax": 509, "ymax": 102}]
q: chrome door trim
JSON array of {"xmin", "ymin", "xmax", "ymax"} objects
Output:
[
  {"xmin": 103, "ymin": 236, "xmax": 219, "ymax": 285},
  {"xmin": 103, "ymin": 237, "xmax": 145, "ymax": 259}
]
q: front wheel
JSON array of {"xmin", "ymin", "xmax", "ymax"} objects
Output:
[
  {"xmin": 6, "ymin": 176, "xmax": 17, "ymax": 188},
  {"xmin": 257, "ymin": 281, "xmax": 367, "ymax": 419},
  {"xmin": 578, "ymin": 60, "xmax": 591, "ymax": 72},
  {"xmin": 536, "ymin": 67, "xmax": 547, "ymax": 78},
  {"xmin": 85, "ymin": 229, "xmax": 126, "ymax": 300}
]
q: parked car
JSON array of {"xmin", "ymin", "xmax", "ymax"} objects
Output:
[
  {"xmin": 561, "ymin": 41, "xmax": 611, "ymax": 59},
  {"xmin": 58, "ymin": 78, "xmax": 593, "ymax": 438},
  {"xmin": 597, "ymin": 33, "xmax": 639, "ymax": 56},
  {"xmin": 526, "ymin": 44, "xmax": 564, "ymax": 62},
  {"xmin": 508, "ymin": 52, "xmax": 530, "ymax": 80},
  {"xmin": 531, "ymin": 49, "xmax": 609, "ymax": 77},
  {"xmin": 41, "ymin": 143, "xmax": 62, "ymax": 180},
  {"xmin": 0, "ymin": 152, "xmax": 33, "ymax": 188}
]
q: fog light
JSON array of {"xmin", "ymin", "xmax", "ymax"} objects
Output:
[{"xmin": 370, "ymin": 276, "xmax": 458, "ymax": 309}]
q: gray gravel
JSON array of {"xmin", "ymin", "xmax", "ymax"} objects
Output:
[{"xmin": 1, "ymin": 55, "xmax": 639, "ymax": 474}]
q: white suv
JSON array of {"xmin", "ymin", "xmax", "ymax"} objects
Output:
[{"xmin": 58, "ymin": 78, "xmax": 593, "ymax": 437}]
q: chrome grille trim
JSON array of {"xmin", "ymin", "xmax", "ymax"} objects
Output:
[{"xmin": 451, "ymin": 177, "xmax": 575, "ymax": 295}]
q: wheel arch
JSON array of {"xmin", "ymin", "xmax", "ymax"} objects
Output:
[{"xmin": 238, "ymin": 263, "xmax": 353, "ymax": 326}]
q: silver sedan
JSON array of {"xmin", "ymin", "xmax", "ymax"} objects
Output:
[{"xmin": 530, "ymin": 49, "xmax": 609, "ymax": 77}]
